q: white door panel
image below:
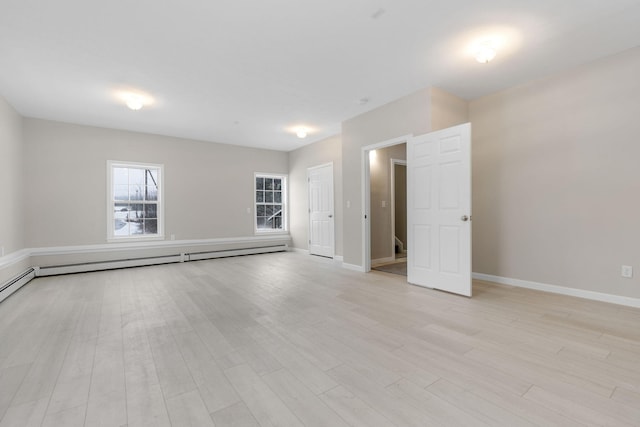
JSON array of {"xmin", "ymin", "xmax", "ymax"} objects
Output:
[
  {"xmin": 308, "ymin": 163, "xmax": 334, "ymax": 258},
  {"xmin": 407, "ymin": 123, "xmax": 471, "ymax": 297}
]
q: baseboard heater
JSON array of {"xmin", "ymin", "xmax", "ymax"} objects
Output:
[
  {"xmin": 35, "ymin": 244, "xmax": 288, "ymax": 277},
  {"xmin": 0, "ymin": 267, "xmax": 37, "ymax": 303},
  {"xmin": 36, "ymin": 254, "xmax": 183, "ymax": 276}
]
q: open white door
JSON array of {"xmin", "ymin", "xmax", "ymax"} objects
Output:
[
  {"xmin": 407, "ymin": 123, "xmax": 471, "ymax": 296},
  {"xmin": 308, "ymin": 163, "xmax": 334, "ymax": 258}
]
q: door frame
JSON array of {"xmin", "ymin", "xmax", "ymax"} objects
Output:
[
  {"xmin": 308, "ymin": 162, "xmax": 335, "ymax": 258},
  {"xmin": 361, "ymin": 135, "xmax": 413, "ymax": 273},
  {"xmin": 390, "ymin": 158, "xmax": 407, "ymax": 262}
]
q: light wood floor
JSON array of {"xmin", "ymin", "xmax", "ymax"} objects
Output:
[{"xmin": 0, "ymin": 252, "xmax": 639, "ymax": 426}]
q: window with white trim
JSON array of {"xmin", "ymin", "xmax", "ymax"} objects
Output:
[
  {"xmin": 255, "ymin": 173, "xmax": 287, "ymax": 232},
  {"xmin": 107, "ymin": 161, "xmax": 164, "ymax": 240}
]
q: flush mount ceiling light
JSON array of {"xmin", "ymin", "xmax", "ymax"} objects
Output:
[
  {"xmin": 459, "ymin": 27, "xmax": 520, "ymax": 66},
  {"xmin": 125, "ymin": 94, "xmax": 144, "ymax": 110},
  {"xmin": 114, "ymin": 89, "xmax": 154, "ymax": 111},
  {"xmin": 475, "ymin": 41, "xmax": 497, "ymax": 63},
  {"xmin": 296, "ymin": 128, "xmax": 308, "ymax": 138},
  {"xmin": 286, "ymin": 124, "xmax": 315, "ymax": 139}
]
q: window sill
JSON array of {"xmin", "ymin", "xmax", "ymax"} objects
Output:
[
  {"xmin": 255, "ymin": 230, "xmax": 289, "ymax": 236},
  {"xmin": 107, "ymin": 235, "xmax": 165, "ymax": 243}
]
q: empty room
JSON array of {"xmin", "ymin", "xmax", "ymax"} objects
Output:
[{"xmin": 1, "ymin": 1, "xmax": 639, "ymax": 426}]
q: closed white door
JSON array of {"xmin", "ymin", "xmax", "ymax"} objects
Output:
[
  {"xmin": 407, "ymin": 123, "xmax": 472, "ymax": 296},
  {"xmin": 308, "ymin": 163, "xmax": 334, "ymax": 258}
]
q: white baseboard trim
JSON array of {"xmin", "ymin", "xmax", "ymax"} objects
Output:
[
  {"xmin": 290, "ymin": 248, "xmax": 344, "ymax": 264},
  {"xmin": 289, "ymin": 247, "xmax": 309, "ymax": 254},
  {"xmin": 0, "ymin": 248, "xmax": 31, "ymax": 269},
  {"xmin": 473, "ymin": 272, "xmax": 640, "ymax": 309},
  {"xmin": 342, "ymin": 262, "xmax": 366, "ymax": 272}
]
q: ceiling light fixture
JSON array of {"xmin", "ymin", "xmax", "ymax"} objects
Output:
[
  {"xmin": 125, "ymin": 94, "xmax": 144, "ymax": 111},
  {"xmin": 113, "ymin": 88, "xmax": 155, "ymax": 111},
  {"xmin": 296, "ymin": 128, "xmax": 308, "ymax": 138},
  {"xmin": 475, "ymin": 42, "xmax": 497, "ymax": 63}
]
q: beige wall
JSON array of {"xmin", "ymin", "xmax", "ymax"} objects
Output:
[
  {"xmin": 342, "ymin": 88, "xmax": 431, "ymax": 266},
  {"xmin": 470, "ymin": 46, "xmax": 640, "ymax": 298},
  {"xmin": 23, "ymin": 119, "xmax": 289, "ymax": 248},
  {"xmin": 288, "ymin": 134, "xmax": 343, "ymax": 256},
  {"xmin": 0, "ymin": 96, "xmax": 24, "ymax": 256},
  {"xmin": 370, "ymin": 143, "xmax": 406, "ymax": 261},
  {"xmin": 430, "ymin": 87, "xmax": 469, "ymax": 131}
]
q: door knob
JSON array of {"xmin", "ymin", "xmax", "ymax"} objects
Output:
[
  {"xmin": 328, "ymin": 214, "xmax": 333, "ymax": 218},
  {"xmin": 461, "ymin": 215, "xmax": 469, "ymax": 222}
]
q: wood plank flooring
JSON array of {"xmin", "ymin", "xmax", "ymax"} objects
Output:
[{"xmin": 0, "ymin": 252, "xmax": 639, "ymax": 426}]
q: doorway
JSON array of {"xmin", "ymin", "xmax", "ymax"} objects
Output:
[
  {"xmin": 391, "ymin": 159, "xmax": 407, "ymax": 261},
  {"xmin": 361, "ymin": 135, "xmax": 410, "ymax": 274},
  {"xmin": 370, "ymin": 154, "xmax": 408, "ymax": 276},
  {"xmin": 372, "ymin": 158, "xmax": 408, "ymax": 276},
  {"xmin": 362, "ymin": 123, "xmax": 472, "ymax": 296},
  {"xmin": 308, "ymin": 163, "xmax": 335, "ymax": 258}
]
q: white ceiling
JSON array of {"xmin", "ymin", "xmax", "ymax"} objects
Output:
[{"xmin": 1, "ymin": 1, "xmax": 640, "ymax": 151}]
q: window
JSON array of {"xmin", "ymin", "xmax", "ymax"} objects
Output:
[
  {"xmin": 107, "ymin": 161, "xmax": 164, "ymax": 240},
  {"xmin": 255, "ymin": 173, "xmax": 287, "ymax": 233}
]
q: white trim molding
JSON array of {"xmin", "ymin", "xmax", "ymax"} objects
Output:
[
  {"xmin": 289, "ymin": 247, "xmax": 309, "ymax": 254},
  {"xmin": 0, "ymin": 248, "xmax": 31, "ymax": 270},
  {"xmin": 473, "ymin": 272, "xmax": 640, "ymax": 309},
  {"xmin": 342, "ymin": 262, "xmax": 366, "ymax": 273}
]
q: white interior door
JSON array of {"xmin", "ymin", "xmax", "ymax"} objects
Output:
[
  {"xmin": 308, "ymin": 163, "xmax": 334, "ymax": 258},
  {"xmin": 407, "ymin": 123, "xmax": 472, "ymax": 296}
]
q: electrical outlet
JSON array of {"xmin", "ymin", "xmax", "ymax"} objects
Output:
[
  {"xmin": 346, "ymin": 200, "xmax": 351, "ymax": 208},
  {"xmin": 381, "ymin": 200, "xmax": 387, "ymax": 208},
  {"xmin": 621, "ymin": 265, "xmax": 633, "ymax": 278},
  {"xmin": 170, "ymin": 234, "xmax": 176, "ymax": 241}
]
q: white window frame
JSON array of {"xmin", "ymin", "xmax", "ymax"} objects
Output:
[
  {"xmin": 254, "ymin": 172, "xmax": 288, "ymax": 234},
  {"xmin": 107, "ymin": 160, "xmax": 165, "ymax": 242}
]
